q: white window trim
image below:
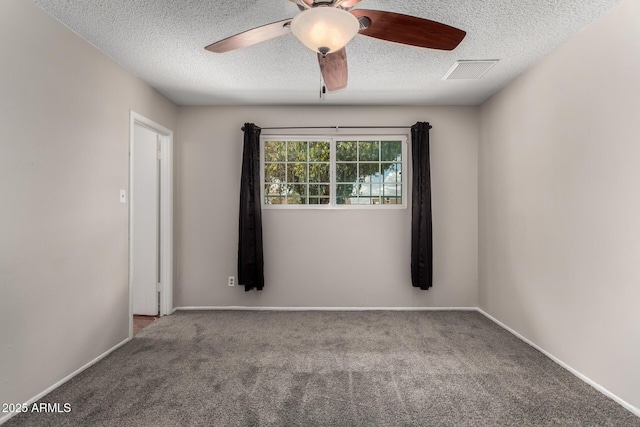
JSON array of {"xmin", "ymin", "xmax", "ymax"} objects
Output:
[{"xmin": 260, "ymin": 134, "xmax": 408, "ymax": 209}]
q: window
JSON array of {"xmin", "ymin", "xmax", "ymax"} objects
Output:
[{"xmin": 261, "ymin": 135, "xmax": 406, "ymax": 208}]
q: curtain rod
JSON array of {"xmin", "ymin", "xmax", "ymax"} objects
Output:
[{"xmin": 241, "ymin": 125, "xmax": 431, "ymax": 131}]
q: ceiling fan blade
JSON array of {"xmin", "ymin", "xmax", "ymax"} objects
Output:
[
  {"xmin": 351, "ymin": 9, "xmax": 466, "ymax": 51},
  {"xmin": 205, "ymin": 18, "xmax": 292, "ymax": 53},
  {"xmin": 318, "ymin": 48, "xmax": 348, "ymax": 91}
]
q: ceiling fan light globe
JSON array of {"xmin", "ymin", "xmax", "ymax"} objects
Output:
[{"xmin": 291, "ymin": 7, "xmax": 359, "ymax": 54}]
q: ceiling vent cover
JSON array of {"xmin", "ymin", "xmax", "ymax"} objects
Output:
[{"xmin": 443, "ymin": 60, "xmax": 499, "ymax": 80}]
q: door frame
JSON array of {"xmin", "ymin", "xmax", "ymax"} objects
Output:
[{"xmin": 129, "ymin": 111, "xmax": 174, "ymax": 337}]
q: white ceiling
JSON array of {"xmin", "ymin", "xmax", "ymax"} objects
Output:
[{"xmin": 33, "ymin": 0, "xmax": 621, "ymax": 106}]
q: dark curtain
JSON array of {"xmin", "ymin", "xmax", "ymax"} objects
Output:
[
  {"xmin": 411, "ymin": 122, "xmax": 433, "ymax": 290},
  {"xmin": 238, "ymin": 123, "xmax": 264, "ymax": 291}
]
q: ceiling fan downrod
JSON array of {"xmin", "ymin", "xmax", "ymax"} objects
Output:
[{"xmin": 291, "ymin": 0, "xmax": 355, "ymax": 11}]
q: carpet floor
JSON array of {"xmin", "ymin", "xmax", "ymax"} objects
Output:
[{"xmin": 6, "ymin": 311, "xmax": 639, "ymax": 426}]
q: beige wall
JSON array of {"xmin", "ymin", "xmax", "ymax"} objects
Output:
[
  {"xmin": 479, "ymin": 0, "xmax": 640, "ymax": 411},
  {"xmin": 0, "ymin": 0, "xmax": 177, "ymax": 410},
  {"xmin": 176, "ymin": 106, "xmax": 478, "ymax": 308}
]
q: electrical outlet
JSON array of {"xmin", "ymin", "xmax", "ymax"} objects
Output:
[{"xmin": 228, "ymin": 276, "xmax": 235, "ymax": 287}]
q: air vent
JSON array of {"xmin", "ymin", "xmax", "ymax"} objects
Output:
[{"xmin": 443, "ymin": 60, "xmax": 499, "ymax": 80}]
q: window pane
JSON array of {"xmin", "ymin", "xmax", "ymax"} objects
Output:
[
  {"xmin": 336, "ymin": 163, "xmax": 357, "ymax": 182},
  {"xmin": 382, "ymin": 163, "xmax": 402, "ymax": 183},
  {"xmin": 336, "ymin": 141, "xmax": 357, "ymax": 161},
  {"xmin": 309, "ymin": 141, "xmax": 330, "ymax": 162},
  {"xmin": 358, "ymin": 183, "xmax": 371, "ymax": 197},
  {"xmin": 381, "ymin": 184, "xmax": 402, "ymax": 204},
  {"xmin": 359, "ymin": 163, "xmax": 381, "ymax": 183},
  {"xmin": 265, "ymin": 163, "xmax": 286, "ymax": 183},
  {"xmin": 265, "ymin": 183, "xmax": 286, "ymax": 196},
  {"xmin": 382, "ymin": 197, "xmax": 401, "ymax": 205},
  {"xmin": 287, "ymin": 163, "xmax": 307, "ymax": 183},
  {"xmin": 289, "ymin": 184, "xmax": 308, "ymax": 199},
  {"xmin": 309, "ymin": 163, "xmax": 329, "ymax": 182},
  {"xmin": 265, "ymin": 196, "xmax": 284, "ymax": 205},
  {"xmin": 383, "ymin": 184, "xmax": 400, "ymax": 197},
  {"xmin": 358, "ymin": 141, "xmax": 379, "ymax": 161},
  {"xmin": 358, "ymin": 197, "xmax": 372, "ymax": 205},
  {"xmin": 336, "ymin": 183, "xmax": 356, "ymax": 199},
  {"xmin": 287, "ymin": 183, "xmax": 307, "ymax": 204},
  {"xmin": 309, "ymin": 197, "xmax": 330, "ymax": 205},
  {"xmin": 287, "ymin": 141, "xmax": 308, "ymax": 162},
  {"xmin": 309, "ymin": 184, "xmax": 330, "ymax": 197},
  {"xmin": 381, "ymin": 140, "xmax": 402, "ymax": 161},
  {"xmin": 371, "ymin": 183, "xmax": 381, "ymax": 197},
  {"xmin": 287, "ymin": 195, "xmax": 307, "ymax": 205},
  {"xmin": 264, "ymin": 141, "xmax": 286, "ymax": 162}
]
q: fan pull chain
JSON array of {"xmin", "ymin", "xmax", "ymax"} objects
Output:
[{"xmin": 319, "ymin": 75, "xmax": 326, "ymax": 101}]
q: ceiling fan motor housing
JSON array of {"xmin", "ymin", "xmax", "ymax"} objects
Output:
[{"xmin": 290, "ymin": 6, "xmax": 360, "ymax": 54}]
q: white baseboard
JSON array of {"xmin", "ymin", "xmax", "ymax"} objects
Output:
[
  {"xmin": 0, "ymin": 337, "xmax": 131, "ymax": 426},
  {"xmin": 476, "ymin": 308, "xmax": 640, "ymax": 418},
  {"xmin": 174, "ymin": 306, "xmax": 478, "ymax": 312}
]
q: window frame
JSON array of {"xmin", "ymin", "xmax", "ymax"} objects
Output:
[{"xmin": 260, "ymin": 134, "xmax": 408, "ymax": 209}]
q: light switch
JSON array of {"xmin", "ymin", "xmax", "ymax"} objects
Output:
[{"xmin": 119, "ymin": 190, "xmax": 127, "ymax": 203}]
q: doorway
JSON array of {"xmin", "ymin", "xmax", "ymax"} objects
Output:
[{"xmin": 129, "ymin": 111, "xmax": 173, "ymax": 337}]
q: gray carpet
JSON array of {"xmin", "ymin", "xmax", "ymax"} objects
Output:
[{"xmin": 6, "ymin": 311, "xmax": 639, "ymax": 426}]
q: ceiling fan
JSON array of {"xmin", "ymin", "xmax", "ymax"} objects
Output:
[{"xmin": 205, "ymin": 0, "xmax": 466, "ymax": 91}]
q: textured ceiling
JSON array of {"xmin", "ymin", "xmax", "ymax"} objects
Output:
[{"xmin": 33, "ymin": 0, "xmax": 621, "ymax": 106}]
